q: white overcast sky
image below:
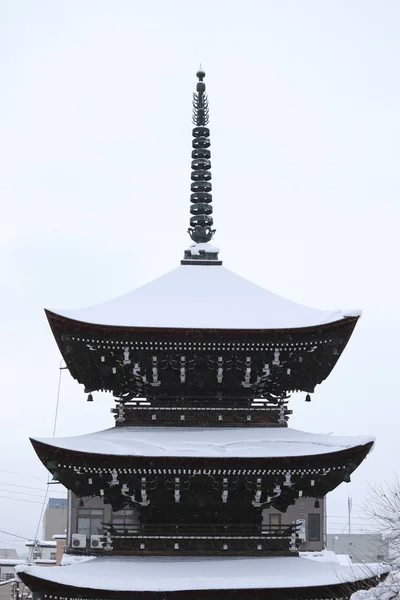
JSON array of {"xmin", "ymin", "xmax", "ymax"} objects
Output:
[{"xmin": 0, "ymin": 0, "xmax": 399, "ymax": 546}]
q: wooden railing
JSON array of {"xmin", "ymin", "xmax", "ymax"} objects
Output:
[
  {"xmin": 102, "ymin": 522, "xmax": 298, "ymax": 538},
  {"xmin": 67, "ymin": 522, "xmax": 302, "ymax": 556},
  {"xmin": 91, "ymin": 522, "xmax": 301, "ymax": 555}
]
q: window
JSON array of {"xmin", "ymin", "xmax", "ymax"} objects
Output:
[
  {"xmin": 77, "ymin": 508, "xmax": 104, "ymax": 538},
  {"xmin": 1, "ymin": 573, "xmax": 14, "ymax": 581},
  {"xmin": 50, "ymin": 552, "xmax": 56, "ymax": 560},
  {"xmin": 112, "ymin": 509, "xmax": 139, "ymax": 531},
  {"xmin": 308, "ymin": 514, "xmax": 321, "ymax": 541},
  {"xmin": 269, "ymin": 513, "xmax": 281, "ymax": 530}
]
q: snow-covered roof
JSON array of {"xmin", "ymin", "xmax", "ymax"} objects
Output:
[
  {"xmin": 25, "ymin": 541, "xmax": 56, "ymax": 548},
  {"xmin": 0, "ymin": 549, "xmax": 19, "ymax": 560},
  {"xmin": 31, "ymin": 426, "xmax": 374, "ymax": 459},
  {"xmin": 48, "ymin": 265, "xmax": 360, "ymax": 330},
  {"xmin": 300, "ymin": 550, "xmax": 353, "ymax": 567},
  {"xmin": 16, "ymin": 555, "xmax": 389, "ymax": 592},
  {"xmin": 34, "ymin": 559, "xmax": 57, "ymax": 564}
]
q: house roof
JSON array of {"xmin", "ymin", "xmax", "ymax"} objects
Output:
[{"xmin": 26, "ymin": 541, "xmax": 57, "ymax": 548}]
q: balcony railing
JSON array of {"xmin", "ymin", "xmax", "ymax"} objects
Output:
[
  {"xmin": 68, "ymin": 522, "xmax": 302, "ymax": 557},
  {"xmin": 103, "ymin": 522, "xmax": 297, "ymax": 538}
]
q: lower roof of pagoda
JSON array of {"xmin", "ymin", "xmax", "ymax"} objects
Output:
[
  {"xmin": 16, "ymin": 555, "xmax": 389, "ymax": 600},
  {"xmin": 31, "ymin": 426, "xmax": 374, "ymax": 460}
]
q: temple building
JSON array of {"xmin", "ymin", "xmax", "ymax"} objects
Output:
[{"xmin": 17, "ymin": 69, "xmax": 389, "ymax": 600}]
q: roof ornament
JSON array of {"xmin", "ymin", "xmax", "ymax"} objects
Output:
[{"xmin": 182, "ymin": 67, "xmax": 221, "ymax": 265}]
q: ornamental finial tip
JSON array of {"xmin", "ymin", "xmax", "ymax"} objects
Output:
[{"xmin": 196, "ymin": 65, "xmax": 206, "ymax": 81}]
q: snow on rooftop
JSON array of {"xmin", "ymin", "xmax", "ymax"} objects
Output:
[
  {"xmin": 16, "ymin": 555, "xmax": 389, "ymax": 592},
  {"xmin": 300, "ymin": 550, "xmax": 353, "ymax": 566},
  {"xmin": 31, "ymin": 427, "xmax": 374, "ymax": 459},
  {"xmin": 187, "ymin": 242, "xmax": 220, "ymax": 256},
  {"xmin": 34, "ymin": 559, "xmax": 57, "ymax": 565},
  {"xmin": 61, "ymin": 555, "xmax": 95, "ymax": 567},
  {"xmin": 49, "ymin": 265, "xmax": 360, "ymax": 330},
  {"xmin": 25, "ymin": 541, "xmax": 56, "ymax": 548}
]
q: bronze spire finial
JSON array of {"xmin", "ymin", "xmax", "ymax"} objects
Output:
[{"xmin": 188, "ymin": 68, "xmax": 215, "ymax": 244}]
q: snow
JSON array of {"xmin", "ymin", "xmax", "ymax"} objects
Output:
[
  {"xmin": 352, "ymin": 569, "xmax": 400, "ymax": 600},
  {"xmin": 16, "ymin": 555, "xmax": 389, "ymax": 592},
  {"xmin": 34, "ymin": 559, "xmax": 56, "ymax": 564},
  {"xmin": 61, "ymin": 555, "xmax": 95, "ymax": 567},
  {"xmin": 31, "ymin": 426, "xmax": 374, "ymax": 459},
  {"xmin": 48, "ymin": 265, "xmax": 361, "ymax": 329},
  {"xmin": 25, "ymin": 541, "xmax": 56, "ymax": 548},
  {"xmin": 300, "ymin": 550, "xmax": 353, "ymax": 566},
  {"xmin": 0, "ymin": 579, "xmax": 18, "ymax": 587},
  {"xmin": 187, "ymin": 242, "xmax": 220, "ymax": 256}
]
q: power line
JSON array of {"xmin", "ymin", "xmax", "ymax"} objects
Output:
[
  {"xmin": 327, "ymin": 515, "xmax": 370, "ymax": 520},
  {"xmin": 0, "ymin": 482, "xmax": 46, "ymax": 492},
  {"xmin": 0, "ymin": 482, "xmax": 50, "ymax": 493},
  {"xmin": 0, "ymin": 529, "xmax": 31, "ymax": 541},
  {"xmin": 0, "ymin": 470, "xmax": 44, "ymax": 481},
  {"xmin": 0, "ymin": 495, "xmax": 43, "ymax": 505},
  {"xmin": 327, "ymin": 519, "xmax": 371, "ymax": 524},
  {"xmin": 51, "ymin": 361, "xmax": 63, "ymax": 439},
  {"xmin": 0, "ymin": 487, "xmax": 47, "ymax": 499},
  {"xmin": 28, "ymin": 361, "xmax": 64, "ymax": 565}
]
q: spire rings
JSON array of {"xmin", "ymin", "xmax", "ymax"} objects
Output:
[{"xmin": 187, "ymin": 68, "xmax": 216, "ymax": 245}]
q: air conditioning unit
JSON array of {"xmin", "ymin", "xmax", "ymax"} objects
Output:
[
  {"xmin": 90, "ymin": 535, "xmax": 104, "ymax": 549},
  {"xmin": 71, "ymin": 534, "xmax": 87, "ymax": 548}
]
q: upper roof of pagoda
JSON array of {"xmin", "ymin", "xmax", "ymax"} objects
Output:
[
  {"xmin": 48, "ymin": 264, "xmax": 360, "ymax": 331},
  {"xmin": 43, "ymin": 71, "xmax": 361, "ymax": 408},
  {"xmin": 16, "ymin": 555, "xmax": 389, "ymax": 599}
]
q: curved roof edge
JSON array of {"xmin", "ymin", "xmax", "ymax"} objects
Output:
[
  {"xmin": 45, "ymin": 265, "xmax": 362, "ymax": 331},
  {"xmin": 16, "ymin": 556, "xmax": 389, "ymax": 596},
  {"xmin": 30, "ymin": 427, "xmax": 375, "ymax": 460}
]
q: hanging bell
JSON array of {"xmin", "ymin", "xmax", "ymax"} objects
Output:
[
  {"xmin": 87, "ymin": 393, "xmax": 93, "ymax": 402},
  {"xmin": 314, "ymin": 499, "xmax": 320, "ymax": 508},
  {"xmin": 305, "ymin": 394, "xmax": 311, "ymax": 402}
]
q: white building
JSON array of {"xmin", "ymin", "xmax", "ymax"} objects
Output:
[{"xmin": 25, "ymin": 541, "xmax": 57, "ymax": 565}]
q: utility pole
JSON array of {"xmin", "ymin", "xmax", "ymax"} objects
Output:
[{"xmin": 348, "ymin": 496, "xmax": 352, "ymax": 534}]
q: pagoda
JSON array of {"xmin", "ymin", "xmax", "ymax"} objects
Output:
[{"xmin": 17, "ymin": 69, "xmax": 389, "ymax": 600}]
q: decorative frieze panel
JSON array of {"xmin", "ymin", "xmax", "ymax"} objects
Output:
[
  {"xmin": 47, "ymin": 312, "xmax": 358, "ymax": 412},
  {"xmin": 64, "ymin": 344, "xmax": 337, "ymax": 401},
  {"xmin": 61, "ymin": 343, "xmax": 333, "ymax": 406},
  {"xmin": 42, "ymin": 459, "xmax": 350, "ymax": 513}
]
